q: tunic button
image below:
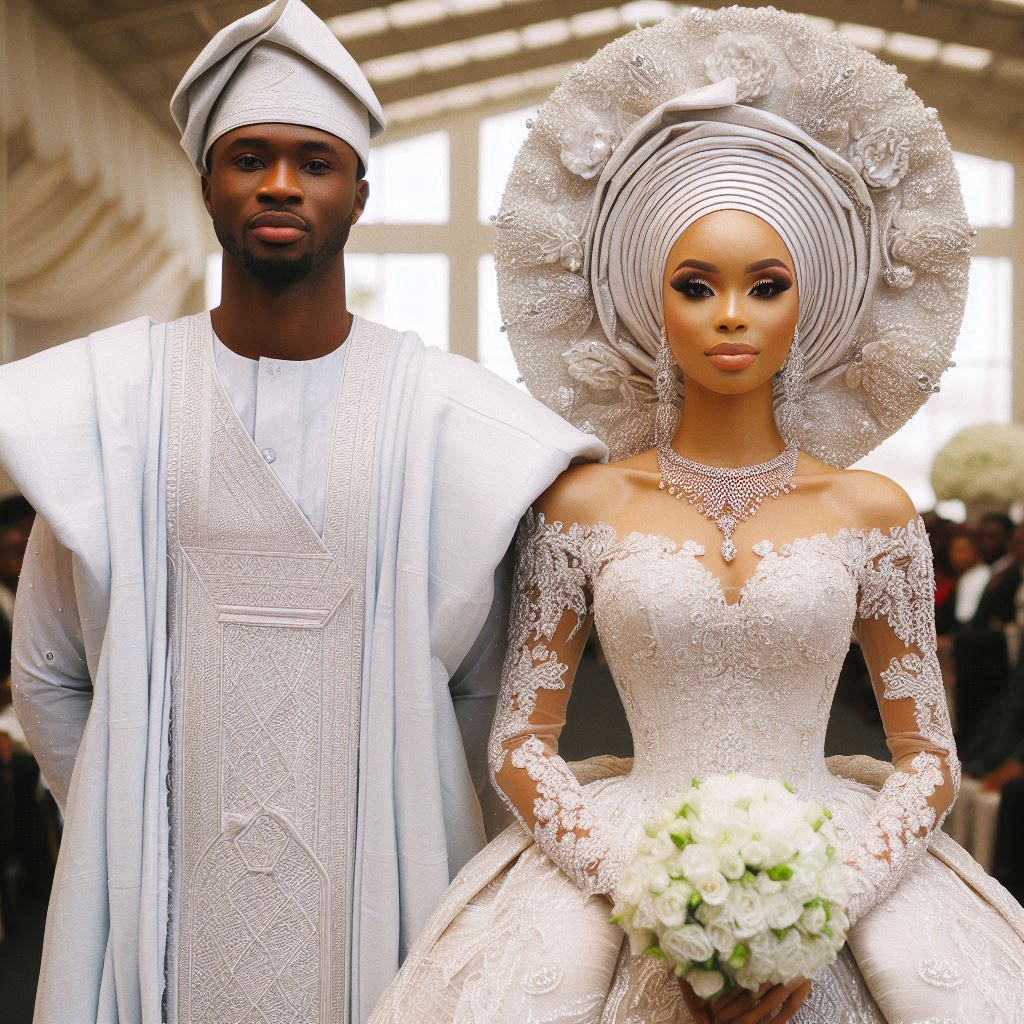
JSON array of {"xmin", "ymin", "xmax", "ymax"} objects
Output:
[{"xmin": 261, "ymin": 447, "xmax": 277, "ymax": 464}]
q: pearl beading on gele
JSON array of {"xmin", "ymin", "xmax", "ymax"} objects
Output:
[{"xmin": 656, "ymin": 443, "xmax": 798, "ymax": 562}]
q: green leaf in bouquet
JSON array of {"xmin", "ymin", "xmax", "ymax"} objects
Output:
[
  {"xmin": 768, "ymin": 864, "xmax": 793, "ymax": 881},
  {"xmin": 741, "ymin": 870, "xmax": 757, "ymax": 885},
  {"xmin": 688, "ymin": 891, "xmax": 702, "ymax": 909},
  {"xmin": 822, "ymin": 807, "xmax": 833, "ymax": 820},
  {"xmin": 782, "ymin": 780, "xmax": 795, "ymax": 793},
  {"xmin": 822, "ymin": 925, "xmax": 833, "ymax": 938},
  {"xmin": 772, "ymin": 927, "xmax": 790, "ymax": 940},
  {"xmin": 670, "ymin": 832, "xmax": 689, "ymax": 850},
  {"xmin": 644, "ymin": 944, "xmax": 668, "ymax": 960},
  {"xmin": 608, "ymin": 913, "xmax": 622, "ymax": 925},
  {"xmin": 826, "ymin": 844, "xmax": 836, "ymax": 860}
]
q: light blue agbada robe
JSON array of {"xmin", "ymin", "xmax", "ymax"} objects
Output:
[{"xmin": 0, "ymin": 314, "xmax": 605, "ymax": 1023}]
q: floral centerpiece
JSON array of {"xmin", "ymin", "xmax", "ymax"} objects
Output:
[
  {"xmin": 930, "ymin": 423, "xmax": 1024, "ymax": 509},
  {"xmin": 610, "ymin": 774, "xmax": 848, "ymax": 1001}
]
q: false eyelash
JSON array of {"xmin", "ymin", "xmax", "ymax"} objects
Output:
[
  {"xmin": 750, "ymin": 277, "xmax": 776, "ymax": 291},
  {"xmin": 685, "ymin": 277, "xmax": 713, "ymax": 291}
]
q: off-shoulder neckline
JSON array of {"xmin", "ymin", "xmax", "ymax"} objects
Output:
[{"xmin": 530, "ymin": 513, "xmax": 928, "ymax": 610}]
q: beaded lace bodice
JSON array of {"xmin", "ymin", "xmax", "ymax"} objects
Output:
[{"xmin": 488, "ymin": 512, "xmax": 960, "ymax": 925}]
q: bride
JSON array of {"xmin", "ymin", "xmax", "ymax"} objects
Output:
[{"xmin": 373, "ymin": 8, "xmax": 1024, "ymax": 1022}]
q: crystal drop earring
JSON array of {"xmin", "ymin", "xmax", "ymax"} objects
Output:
[
  {"xmin": 776, "ymin": 324, "xmax": 807, "ymax": 435},
  {"xmin": 655, "ymin": 326, "xmax": 681, "ymax": 447}
]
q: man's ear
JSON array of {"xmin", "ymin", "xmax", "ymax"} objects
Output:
[
  {"xmin": 201, "ymin": 173, "xmax": 214, "ymax": 218},
  {"xmin": 351, "ymin": 178, "xmax": 370, "ymax": 226}
]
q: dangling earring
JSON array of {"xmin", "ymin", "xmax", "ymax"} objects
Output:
[
  {"xmin": 776, "ymin": 324, "xmax": 807, "ymax": 436},
  {"xmin": 655, "ymin": 326, "xmax": 681, "ymax": 446}
]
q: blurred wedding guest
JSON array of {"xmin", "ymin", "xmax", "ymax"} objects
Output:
[
  {"xmin": 938, "ymin": 527, "xmax": 988, "ymax": 633},
  {"xmin": 0, "ymin": 496, "xmax": 34, "ymax": 681},
  {"xmin": 952, "ymin": 515, "xmax": 1019, "ymax": 758}
]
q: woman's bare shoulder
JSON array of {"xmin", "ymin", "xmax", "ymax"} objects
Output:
[{"xmin": 535, "ymin": 453, "xmax": 656, "ymax": 527}]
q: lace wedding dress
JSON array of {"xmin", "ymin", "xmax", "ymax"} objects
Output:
[{"xmin": 372, "ymin": 514, "xmax": 1024, "ymax": 1023}]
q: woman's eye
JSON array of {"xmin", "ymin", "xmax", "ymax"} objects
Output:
[
  {"xmin": 673, "ymin": 277, "xmax": 714, "ymax": 299},
  {"xmin": 749, "ymin": 277, "xmax": 790, "ymax": 298}
]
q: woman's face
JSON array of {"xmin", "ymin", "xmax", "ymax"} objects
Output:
[{"xmin": 662, "ymin": 209, "xmax": 799, "ymax": 395}]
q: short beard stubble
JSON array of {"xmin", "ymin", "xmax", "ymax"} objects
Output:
[{"xmin": 214, "ymin": 214, "xmax": 353, "ymax": 288}]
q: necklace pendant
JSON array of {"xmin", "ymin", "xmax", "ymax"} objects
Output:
[{"xmin": 721, "ymin": 536, "xmax": 737, "ymax": 563}]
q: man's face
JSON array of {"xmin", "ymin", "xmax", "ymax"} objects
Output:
[
  {"xmin": 977, "ymin": 519, "xmax": 1011, "ymax": 564},
  {"xmin": 202, "ymin": 123, "xmax": 369, "ymax": 287}
]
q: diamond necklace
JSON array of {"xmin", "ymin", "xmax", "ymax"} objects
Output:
[{"xmin": 656, "ymin": 442, "xmax": 799, "ymax": 563}]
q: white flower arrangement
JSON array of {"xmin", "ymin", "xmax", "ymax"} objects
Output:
[
  {"xmin": 931, "ymin": 423, "xmax": 1024, "ymax": 505},
  {"xmin": 611, "ymin": 774, "xmax": 848, "ymax": 1003}
]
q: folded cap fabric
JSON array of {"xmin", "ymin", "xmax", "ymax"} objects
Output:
[
  {"xmin": 589, "ymin": 93, "xmax": 876, "ymax": 382},
  {"xmin": 171, "ymin": 0, "xmax": 385, "ymax": 173}
]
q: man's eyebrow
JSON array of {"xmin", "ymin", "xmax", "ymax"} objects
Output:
[
  {"xmin": 296, "ymin": 139, "xmax": 341, "ymax": 156},
  {"xmin": 222, "ymin": 137, "xmax": 340, "ymax": 156}
]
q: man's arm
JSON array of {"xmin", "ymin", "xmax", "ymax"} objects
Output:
[{"xmin": 12, "ymin": 516, "xmax": 91, "ymax": 811}]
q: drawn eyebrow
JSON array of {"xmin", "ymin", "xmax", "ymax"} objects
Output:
[
  {"xmin": 673, "ymin": 259, "xmax": 718, "ymax": 272},
  {"xmin": 745, "ymin": 258, "xmax": 791, "ymax": 273}
]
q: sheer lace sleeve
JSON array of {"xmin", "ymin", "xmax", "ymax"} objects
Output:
[
  {"xmin": 846, "ymin": 516, "xmax": 960, "ymax": 925},
  {"xmin": 488, "ymin": 511, "xmax": 627, "ymax": 896}
]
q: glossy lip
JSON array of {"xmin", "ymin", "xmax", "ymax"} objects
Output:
[{"xmin": 706, "ymin": 341, "xmax": 758, "ymax": 372}]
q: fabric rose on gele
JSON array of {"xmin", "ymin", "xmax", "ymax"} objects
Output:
[
  {"xmin": 704, "ymin": 32, "xmax": 776, "ymax": 103},
  {"xmin": 559, "ymin": 115, "xmax": 619, "ymax": 179},
  {"xmin": 563, "ymin": 339, "xmax": 632, "ymax": 391},
  {"xmin": 849, "ymin": 126, "xmax": 910, "ymax": 190},
  {"xmin": 539, "ymin": 213, "xmax": 585, "ymax": 273}
]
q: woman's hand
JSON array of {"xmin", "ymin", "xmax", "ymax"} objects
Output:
[{"xmin": 679, "ymin": 977, "xmax": 811, "ymax": 1023}]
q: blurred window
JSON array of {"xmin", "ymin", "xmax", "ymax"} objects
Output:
[{"xmin": 346, "ymin": 254, "xmax": 450, "ymax": 351}]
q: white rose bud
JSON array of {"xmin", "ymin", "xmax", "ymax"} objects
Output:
[
  {"xmin": 728, "ymin": 888, "xmax": 766, "ymax": 939},
  {"xmin": 646, "ymin": 863, "xmax": 671, "ymax": 895},
  {"xmin": 798, "ymin": 903, "xmax": 828, "ymax": 935},
  {"xmin": 740, "ymin": 840, "xmax": 771, "ymax": 868},
  {"xmin": 696, "ymin": 872, "xmax": 731, "ymax": 906},
  {"xmin": 687, "ymin": 968, "xmax": 727, "ymax": 1000},
  {"xmin": 763, "ymin": 892, "xmax": 802, "ymax": 930},
  {"xmin": 680, "ymin": 844, "xmax": 719, "ymax": 881},
  {"xmin": 718, "ymin": 851, "xmax": 745, "ymax": 880},
  {"xmin": 654, "ymin": 890, "xmax": 689, "ymax": 929},
  {"xmin": 706, "ymin": 921, "xmax": 736, "ymax": 955}
]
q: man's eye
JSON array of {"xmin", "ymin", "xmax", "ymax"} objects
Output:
[
  {"xmin": 304, "ymin": 160, "xmax": 331, "ymax": 173},
  {"xmin": 672, "ymin": 276, "xmax": 714, "ymax": 299},
  {"xmin": 235, "ymin": 155, "xmax": 264, "ymax": 170}
]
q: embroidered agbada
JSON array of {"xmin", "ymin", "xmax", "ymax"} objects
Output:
[
  {"xmin": 3, "ymin": 312, "xmax": 604, "ymax": 1024},
  {"xmin": 165, "ymin": 315, "xmax": 384, "ymax": 1021}
]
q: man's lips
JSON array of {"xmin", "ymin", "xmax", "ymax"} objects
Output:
[
  {"xmin": 706, "ymin": 342, "xmax": 758, "ymax": 371},
  {"xmin": 248, "ymin": 211, "xmax": 309, "ymax": 244}
]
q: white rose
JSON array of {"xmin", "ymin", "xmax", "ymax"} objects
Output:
[
  {"xmin": 798, "ymin": 903, "xmax": 827, "ymax": 935},
  {"xmin": 661, "ymin": 923, "xmax": 715, "ymax": 964},
  {"xmin": 754, "ymin": 872, "xmax": 783, "ymax": 897},
  {"xmin": 696, "ymin": 872, "xmax": 731, "ymax": 907},
  {"xmin": 718, "ymin": 850, "xmax": 746, "ymax": 880},
  {"xmin": 680, "ymin": 844, "xmax": 719, "ymax": 881},
  {"xmin": 706, "ymin": 921, "xmax": 737, "ymax": 956},
  {"xmin": 687, "ymin": 968, "xmax": 727, "ymax": 1000},
  {"xmin": 763, "ymin": 892, "xmax": 802, "ymax": 930},
  {"xmin": 740, "ymin": 840, "xmax": 771, "ymax": 868},
  {"xmin": 645, "ymin": 862, "xmax": 671, "ymax": 895},
  {"xmin": 626, "ymin": 927, "xmax": 655, "ymax": 956},
  {"xmin": 784, "ymin": 865, "xmax": 816, "ymax": 904},
  {"xmin": 728, "ymin": 887, "xmax": 767, "ymax": 939},
  {"xmin": 631, "ymin": 896, "xmax": 658, "ymax": 930},
  {"xmin": 654, "ymin": 889, "xmax": 689, "ymax": 929},
  {"xmin": 772, "ymin": 930, "xmax": 808, "ymax": 983},
  {"xmin": 849, "ymin": 126, "xmax": 910, "ymax": 190}
]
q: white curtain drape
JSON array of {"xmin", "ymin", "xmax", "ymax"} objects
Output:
[{"xmin": 1, "ymin": 0, "xmax": 212, "ymax": 357}]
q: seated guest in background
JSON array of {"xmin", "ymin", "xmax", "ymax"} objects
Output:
[{"xmin": 934, "ymin": 522, "xmax": 975, "ymax": 636}]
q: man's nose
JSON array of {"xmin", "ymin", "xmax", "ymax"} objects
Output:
[{"xmin": 258, "ymin": 160, "xmax": 303, "ymax": 204}]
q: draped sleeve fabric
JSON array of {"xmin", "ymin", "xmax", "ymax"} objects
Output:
[
  {"xmin": 488, "ymin": 512, "xmax": 628, "ymax": 897},
  {"xmin": 11, "ymin": 516, "xmax": 91, "ymax": 811},
  {"xmin": 845, "ymin": 517, "xmax": 960, "ymax": 925}
]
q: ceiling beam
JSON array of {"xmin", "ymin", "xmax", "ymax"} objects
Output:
[
  {"xmin": 757, "ymin": 0, "xmax": 1024, "ymax": 59},
  {"xmin": 370, "ymin": 29, "xmax": 625, "ymax": 106}
]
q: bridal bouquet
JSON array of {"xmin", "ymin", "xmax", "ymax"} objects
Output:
[{"xmin": 610, "ymin": 774, "xmax": 848, "ymax": 1001}]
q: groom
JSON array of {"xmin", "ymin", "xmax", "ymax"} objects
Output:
[{"xmin": 2, "ymin": 2, "xmax": 603, "ymax": 1022}]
